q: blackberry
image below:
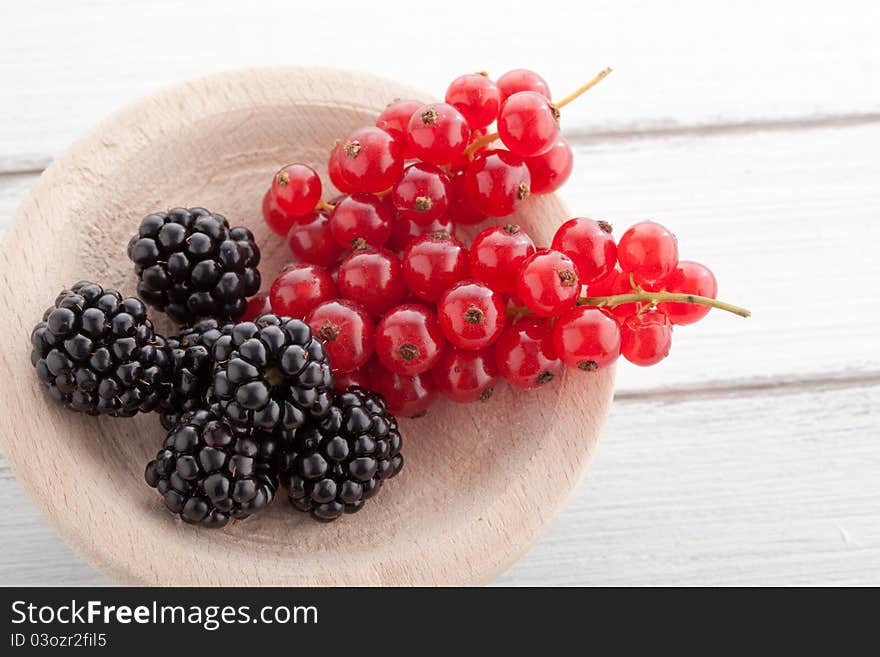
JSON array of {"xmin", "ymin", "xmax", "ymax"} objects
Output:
[
  {"xmin": 145, "ymin": 408, "xmax": 278, "ymax": 528},
  {"xmin": 128, "ymin": 207, "xmax": 261, "ymax": 324},
  {"xmin": 211, "ymin": 314, "xmax": 335, "ymax": 431},
  {"xmin": 159, "ymin": 319, "xmax": 233, "ymax": 430},
  {"xmin": 278, "ymin": 386, "xmax": 404, "ymax": 522},
  {"xmin": 30, "ymin": 281, "xmax": 170, "ymax": 417}
]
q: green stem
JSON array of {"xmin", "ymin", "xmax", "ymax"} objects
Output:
[{"xmin": 577, "ymin": 291, "xmax": 751, "ymax": 318}]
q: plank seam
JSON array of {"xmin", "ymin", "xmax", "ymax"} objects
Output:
[
  {"xmin": 616, "ymin": 371, "xmax": 880, "ymax": 404},
  {"xmin": 565, "ymin": 111, "xmax": 880, "ymax": 144},
  {"xmin": 2, "ymin": 111, "xmax": 880, "ymax": 177}
]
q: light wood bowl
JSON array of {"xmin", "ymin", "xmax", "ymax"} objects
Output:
[{"xmin": 0, "ymin": 67, "xmax": 614, "ymax": 586}]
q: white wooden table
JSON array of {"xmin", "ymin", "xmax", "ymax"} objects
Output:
[{"xmin": 1, "ymin": 0, "xmax": 878, "ymax": 586}]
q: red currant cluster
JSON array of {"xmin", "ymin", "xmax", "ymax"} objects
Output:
[{"xmin": 257, "ymin": 68, "xmax": 749, "ymax": 417}]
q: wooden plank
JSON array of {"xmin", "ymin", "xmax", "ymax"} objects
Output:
[
  {"xmin": 0, "ymin": 460, "xmax": 108, "ymax": 586},
  {"xmin": 3, "ymin": 381, "xmax": 877, "ymax": 586},
  {"xmin": 0, "ymin": 174, "xmax": 36, "ymax": 222},
  {"xmin": 566, "ymin": 120, "xmax": 880, "ymax": 393},
  {"xmin": 1, "ymin": 0, "xmax": 879, "ymax": 165},
  {"xmin": 496, "ymin": 381, "xmax": 880, "ymax": 586},
  {"xmin": 2, "ymin": 123, "xmax": 878, "ymax": 393}
]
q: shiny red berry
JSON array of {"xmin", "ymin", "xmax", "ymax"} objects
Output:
[
  {"xmin": 392, "ymin": 162, "xmax": 452, "ymax": 224},
  {"xmin": 525, "ymin": 137, "xmax": 574, "ymax": 195},
  {"xmin": 551, "ymin": 218, "xmax": 617, "ymax": 285},
  {"xmin": 432, "ymin": 346, "xmax": 499, "ymax": 403},
  {"xmin": 447, "ymin": 171, "xmax": 485, "ymax": 226},
  {"xmin": 376, "ymin": 99, "xmax": 424, "ymax": 142},
  {"xmin": 445, "ymin": 73, "xmax": 501, "ymax": 130},
  {"xmin": 328, "ymin": 141, "xmax": 355, "ymax": 194},
  {"xmin": 437, "ymin": 280, "xmax": 507, "ymax": 350},
  {"xmin": 470, "ymin": 223, "xmax": 536, "ymax": 295},
  {"xmin": 496, "ymin": 69, "xmax": 551, "ymax": 103},
  {"xmin": 495, "ymin": 318, "xmax": 562, "ymax": 390},
  {"xmin": 387, "ymin": 214, "xmax": 456, "ymax": 253},
  {"xmin": 367, "ymin": 358, "xmax": 436, "ymax": 417},
  {"xmin": 334, "ymin": 126, "xmax": 404, "ymax": 193},
  {"xmin": 333, "ymin": 367, "xmax": 368, "ymax": 392},
  {"xmin": 463, "ymin": 149, "xmax": 531, "ymax": 217},
  {"xmin": 262, "ymin": 188, "xmax": 296, "ymax": 236},
  {"xmin": 270, "ymin": 163, "xmax": 322, "ymax": 217},
  {"xmin": 620, "ymin": 310, "xmax": 672, "ymax": 366},
  {"xmin": 241, "ymin": 293, "xmax": 272, "ymax": 323},
  {"xmin": 269, "ymin": 263, "xmax": 337, "ymax": 319},
  {"xmin": 286, "ymin": 211, "xmax": 343, "ymax": 267},
  {"xmin": 402, "ymin": 231, "xmax": 469, "ymax": 302},
  {"xmin": 336, "ymin": 247, "xmax": 407, "ymax": 317},
  {"xmin": 516, "ymin": 250, "xmax": 580, "ymax": 318},
  {"xmin": 498, "ymin": 91, "xmax": 560, "ymax": 157},
  {"xmin": 406, "ymin": 102, "xmax": 471, "ymax": 165},
  {"xmin": 552, "ymin": 306, "xmax": 621, "ymax": 371},
  {"xmin": 375, "ymin": 304, "xmax": 446, "ymax": 376},
  {"xmin": 328, "ymin": 193, "xmax": 393, "ymax": 249},
  {"xmin": 657, "ymin": 261, "xmax": 718, "ymax": 325},
  {"xmin": 308, "ymin": 299, "xmax": 375, "ymax": 373},
  {"xmin": 617, "ymin": 221, "xmax": 679, "ymax": 284}
]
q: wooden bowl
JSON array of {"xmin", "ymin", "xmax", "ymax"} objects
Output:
[{"xmin": 0, "ymin": 67, "xmax": 614, "ymax": 585}]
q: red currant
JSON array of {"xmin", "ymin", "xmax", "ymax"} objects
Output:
[
  {"xmin": 437, "ymin": 280, "xmax": 507, "ymax": 350},
  {"xmin": 551, "ymin": 218, "xmax": 617, "ymax": 285},
  {"xmin": 262, "ymin": 188, "xmax": 295, "ymax": 236},
  {"xmin": 657, "ymin": 261, "xmax": 717, "ymax": 325},
  {"xmin": 516, "ymin": 249, "xmax": 580, "ymax": 318},
  {"xmin": 270, "ymin": 163, "xmax": 322, "ymax": 217},
  {"xmin": 269, "ymin": 263, "xmax": 336, "ymax": 319},
  {"xmin": 463, "ymin": 149, "xmax": 531, "ymax": 217},
  {"xmin": 333, "ymin": 367, "xmax": 368, "ymax": 392},
  {"xmin": 402, "ymin": 231, "xmax": 469, "ymax": 302},
  {"xmin": 496, "ymin": 69, "xmax": 551, "ymax": 103},
  {"xmin": 286, "ymin": 211, "xmax": 343, "ymax": 267},
  {"xmin": 392, "ymin": 163, "xmax": 452, "ymax": 224},
  {"xmin": 308, "ymin": 299, "xmax": 375, "ymax": 373},
  {"xmin": 376, "ymin": 99, "xmax": 424, "ymax": 142},
  {"xmin": 445, "ymin": 73, "xmax": 501, "ymax": 130},
  {"xmin": 241, "ymin": 293, "xmax": 272, "ymax": 323},
  {"xmin": 432, "ymin": 346, "xmax": 499, "ymax": 403},
  {"xmin": 552, "ymin": 306, "xmax": 621, "ymax": 371},
  {"xmin": 387, "ymin": 213, "xmax": 456, "ymax": 253},
  {"xmin": 470, "ymin": 223, "xmax": 536, "ymax": 295},
  {"xmin": 498, "ymin": 91, "xmax": 560, "ymax": 157},
  {"xmin": 494, "ymin": 318, "xmax": 562, "ymax": 390},
  {"xmin": 447, "ymin": 171, "xmax": 485, "ymax": 226},
  {"xmin": 620, "ymin": 310, "xmax": 672, "ymax": 366},
  {"xmin": 375, "ymin": 304, "xmax": 446, "ymax": 376},
  {"xmin": 525, "ymin": 137, "xmax": 573, "ymax": 195},
  {"xmin": 617, "ymin": 221, "xmax": 679, "ymax": 284},
  {"xmin": 328, "ymin": 193, "xmax": 393, "ymax": 249},
  {"xmin": 367, "ymin": 358, "xmax": 436, "ymax": 417},
  {"xmin": 337, "ymin": 247, "xmax": 407, "ymax": 317},
  {"xmin": 406, "ymin": 102, "xmax": 471, "ymax": 165},
  {"xmin": 328, "ymin": 141, "xmax": 355, "ymax": 194},
  {"xmin": 334, "ymin": 126, "xmax": 404, "ymax": 193}
]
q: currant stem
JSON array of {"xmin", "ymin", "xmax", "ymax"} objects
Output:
[
  {"xmin": 577, "ymin": 291, "xmax": 751, "ymax": 318},
  {"xmin": 464, "ymin": 131, "xmax": 500, "ymax": 157},
  {"xmin": 554, "ymin": 67, "xmax": 613, "ymax": 109},
  {"xmin": 463, "ymin": 66, "xmax": 614, "ymax": 158},
  {"xmin": 315, "ymin": 199, "xmax": 336, "ymax": 212}
]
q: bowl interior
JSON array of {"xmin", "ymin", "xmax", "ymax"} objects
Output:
[{"xmin": 0, "ymin": 67, "xmax": 614, "ymax": 585}]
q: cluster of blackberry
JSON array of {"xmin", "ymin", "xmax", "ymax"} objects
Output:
[{"xmin": 30, "ymin": 207, "xmax": 404, "ymax": 529}]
